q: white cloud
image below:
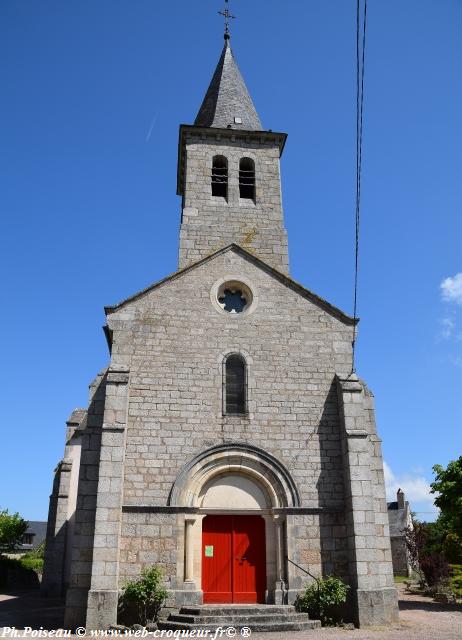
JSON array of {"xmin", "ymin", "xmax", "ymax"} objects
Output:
[
  {"xmin": 441, "ymin": 273, "xmax": 462, "ymax": 305},
  {"xmin": 411, "ymin": 465, "xmax": 425, "ymax": 474},
  {"xmin": 383, "ymin": 461, "xmax": 436, "ymax": 509},
  {"xmin": 439, "ymin": 316, "xmax": 455, "ymax": 339}
]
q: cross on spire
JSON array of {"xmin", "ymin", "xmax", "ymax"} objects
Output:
[{"xmin": 218, "ymin": 0, "xmax": 236, "ymax": 40}]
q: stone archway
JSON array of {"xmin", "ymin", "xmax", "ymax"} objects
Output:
[{"xmin": 168, "ymin": 442, "xmax": 300, "ymax": 509}]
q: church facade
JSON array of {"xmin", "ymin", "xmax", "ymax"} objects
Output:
[{"xmin": 42, "ymin": 34, "xmax": 399, "ymax": 629}]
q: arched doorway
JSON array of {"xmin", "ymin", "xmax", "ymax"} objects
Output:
[{"xmin": 168, "ymin": 443, "xmax": 301, "ymax": 605}]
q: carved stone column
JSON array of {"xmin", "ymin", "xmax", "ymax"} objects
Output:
[
  {"xmin": 273, "ymin": 514, "xmax": 286, "ymax": 604},
  {"xmin": 184, "ymin": 517, "xmax": 196, "ymax": 582}
]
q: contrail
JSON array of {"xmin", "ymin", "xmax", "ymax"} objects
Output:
[{"xmin": 145, "ymin": 108, "xmax": 159, "ymax": 142}]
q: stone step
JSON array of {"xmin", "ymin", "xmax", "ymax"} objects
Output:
[
  {"xmin": 159, "ymin": 605, "xmax": 321, "ymax": 633},
  {"xmin": 180, "ymin": 605, "xmax": 296, "ymax": 616},
  {"xmin": 168, "ymin": 612, "xmax": 313, "ymax": 625},
  {"xmin": 158, "ymin": 620, "xmax": 321, "ymax": 632}
]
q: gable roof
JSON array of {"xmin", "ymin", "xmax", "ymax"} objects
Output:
[
  {"xmin": 20, "ymin": 521, "xmax": 47, "ymax": 549},
  {"xmin": 194, "ymin": 38, "xmax": 262, "ymax": 131},
  {"xmin": 105, "ymin": 244, "xmax": 357, "ymax": 326}
]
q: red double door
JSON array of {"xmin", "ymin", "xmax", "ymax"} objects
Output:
[{"xmin": 202, "ymin": 514, "xmax": 266, "ymax": 604}]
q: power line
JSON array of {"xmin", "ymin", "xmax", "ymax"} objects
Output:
[{"xmin": 351, "ymin": 0, "xmax": 367, "ymax": 373}]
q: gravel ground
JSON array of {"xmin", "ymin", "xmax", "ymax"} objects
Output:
[
  {"xmin": 1, "ymin": 585, "xmax": 461, "ymax": 640},
  {"xmin": 251, "ymin": 585, "xmax": 462, "ymax": 640}
]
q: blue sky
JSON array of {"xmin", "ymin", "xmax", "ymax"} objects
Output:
[{"xmin": 1, "ymin": 0, "xmax": 461, "ymax": 522}]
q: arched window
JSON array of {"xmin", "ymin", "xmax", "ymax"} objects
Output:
[
  {"xmin": 239, "ymin": 157, "xmax": 255, "ymax": 200},
  {"xmin": 224, "ymin": 354, "xmax": 247, "ymax": 415},
  {"xmin": 211, "ymin": 156, "xmax": 228, "ymax": 198}
]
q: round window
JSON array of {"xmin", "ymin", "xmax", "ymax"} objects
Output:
[{"xmin": 216, "ymin": 281, "xmax": 253, "ymax": 314}]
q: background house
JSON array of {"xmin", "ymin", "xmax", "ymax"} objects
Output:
[
  {"xmin": 18, "ymin": 521, "xmax": 47, "ymax": 553},
  {"xmin": 387, "ymin": 489, "xmax": 412, "ymax": 576}
]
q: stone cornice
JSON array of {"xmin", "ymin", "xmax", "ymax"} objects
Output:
[{"xmin": 121, "ymin": 505, "xmax": 344, "ymax": 514}]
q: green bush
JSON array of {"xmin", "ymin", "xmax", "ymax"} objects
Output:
[
  {"xmin": 0, "ymin": 555, "xmax": 40, "ymax": 589},
  {"xmin": 19, "ymin": 554, "xmax": 44, "ymax": 573},
  {"xmin": 295, "ymin": 576, "xmax": 350, "ymax": 626},
  {"xmin": 120, "ymin": 566, "xmax": 168, "ymax": 625},
  {"xmin": 19, "ymin": 540, "xmax": 45, "ymax": 573},
  {"xmin": 449, "ymin": 564, "xmax": 462, "ymax": 599}
]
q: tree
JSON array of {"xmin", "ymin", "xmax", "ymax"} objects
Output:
[
  {"xmin": 421, "ymin": 518, "xmax": 448, "ymax": 557},
  {"xmin": 431, "ymin": 456, "xmax": 462, "ymax": 538},
  {"xmin": 403, "ymin": 518, "xmax": 449, "ymax": 588},
  {"xmin": 0, "ymin": 509, "xmax": 28, "ymax": 553},
  {"xmin": 443, "ymin": 532, "xmax": 462, "ymax": 564},
  {"xmin": 420, "ymin": 553, "xmax": 449, "ymax": 588},
  {"xmin": 403, "ymin": 520, "xmax": 428, "ymax": 585}
]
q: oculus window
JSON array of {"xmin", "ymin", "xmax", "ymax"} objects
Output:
[{"xmin": 217, "ymin": 281, "xmax": 253, "ymax": 314}]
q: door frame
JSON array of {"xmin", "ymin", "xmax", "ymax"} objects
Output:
[
  {"xmin": 201, "ymin": 513, "xmax": 267, "ymax": 604},
  {"xmin": 180, "ymin": 510, "xmax": 284, "ymax": 605}
]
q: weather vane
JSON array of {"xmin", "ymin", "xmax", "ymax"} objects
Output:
[{"xmin": 219, "ymin": 0, "xmax": 236, "ymax": 40}]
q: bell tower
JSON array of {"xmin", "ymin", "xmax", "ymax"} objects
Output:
[{"xmin": 177, "ymin": 34, "xmax": 289, "ymax": 274}]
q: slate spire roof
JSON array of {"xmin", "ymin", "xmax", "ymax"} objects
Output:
[{"xmin": 194, "ymin": 37, "xmax": 262, "ymax": 131}]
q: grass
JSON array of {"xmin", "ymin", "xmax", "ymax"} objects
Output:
[
  {"xmin": 394, "ymin": 575, "xmax": 411, "ymax": 584},
  {"xmin": 0, "ymin": 542, "xmax": 44, "ymax": 587}
]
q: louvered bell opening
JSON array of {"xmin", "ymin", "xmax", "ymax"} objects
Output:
[
  {"xmin": 212, "ymin": 156, "xmax": 228, "ymax": 198},
  {"xmin": 239, "ymin": 158, "xmax": 255, "ymax": 200},
  {"xmin": 225, "ymin": 355, "xmax": 246, "ymax": 414}
]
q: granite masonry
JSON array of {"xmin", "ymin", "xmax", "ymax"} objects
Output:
[{"xmin": 42, "ymin": 35, "xmax": 399, "ymax": 629}]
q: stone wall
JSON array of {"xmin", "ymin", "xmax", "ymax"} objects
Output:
[
  {"xmin": 391, "ymin": 537, "xmax": 411, "ymax": 576},
  {"xmin": 111, "ymin": 250, "xmax": 352, "ymax": 502},
  {"xmin": 119, "ymin": 511, "xmax": 178, "ymax": 583}
]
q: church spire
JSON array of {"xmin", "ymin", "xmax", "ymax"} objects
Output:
[{"xmin": 194, "ymin": 34, "xmax": 262, "ymax": 131}]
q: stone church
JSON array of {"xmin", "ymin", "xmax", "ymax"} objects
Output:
[{"xmin": 42, "ymin": 31, "xmax": 399, "ymax": 629}]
